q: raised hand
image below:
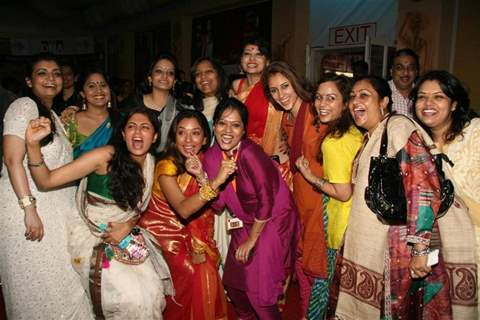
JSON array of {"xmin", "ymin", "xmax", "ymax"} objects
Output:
[
  {"xmin": 213, "ymin": 159, "xmax": 237, "ymax": 187},
  {"xmin": 60, "ymin": 106, "xmax": 79, "ymax": 124},
  {"xmin": 26, "ymin": 117, "xmax": 51, "ymax": 145},
  {"xmin": 295, "ymin": 155, "xmax": 313, "ymax": 179},
  {"xmin": 185, "ymin": 154, "xmax": 204, "ymax": 178}
]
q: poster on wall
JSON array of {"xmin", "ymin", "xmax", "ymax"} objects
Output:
[
  {"xmin": 191, "ymin": 1, "xmax": 272, "ymax": 67},
  {"xmin": 396, "ymin": 9, "xmax": 437, "ymax": 72}
]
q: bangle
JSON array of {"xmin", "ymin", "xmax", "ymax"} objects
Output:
[
  {"xmin": 198, "ymin": 183, "xmax": 218, "ymax": 202},
  {"xmin": 28, "ymin": 157, "xmax": 44, "ymax": 168},
  {"xmin": 411, "ymin": 247, "xmax": 430, "ymax": 257},
  {"xmin": 18, "ymin": 195, "xmax": 37, "ymax": 209}
]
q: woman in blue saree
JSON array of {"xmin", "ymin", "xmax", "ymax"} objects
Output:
[{"xmin": 63, "ymin": 68, "xmax": 120, "ymax": 158}]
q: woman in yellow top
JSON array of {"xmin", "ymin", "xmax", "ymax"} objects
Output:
[{"xmin": 295, "ymin": 75, "xmax": 363, "ymax": 319}]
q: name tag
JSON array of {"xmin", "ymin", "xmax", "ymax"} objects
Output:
[{"xmin": 227, "ymin": 217, "xmax": 244, "ymax": 230}]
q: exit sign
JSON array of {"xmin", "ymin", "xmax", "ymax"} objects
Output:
[{"xmin": 329, "ymin": 23, "xmax": 377, "ymax": 46}]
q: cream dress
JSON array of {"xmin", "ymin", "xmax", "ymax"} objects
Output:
[{"xmin": 0, "ymin": 97, "xmax": 93, "ymax": 319}]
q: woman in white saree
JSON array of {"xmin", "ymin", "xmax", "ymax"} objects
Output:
[{"xmin": 25, "ymin": 108, "xmax": 172, "ymax": 319}]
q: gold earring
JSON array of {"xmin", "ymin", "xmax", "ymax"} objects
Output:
[
  {"xmin": 107, "ymin": 101, "xmax": 111, "ymax": 108},
  {"xmin": 82, "ymin": 100, "xmax": 87, "ymax": 110}
]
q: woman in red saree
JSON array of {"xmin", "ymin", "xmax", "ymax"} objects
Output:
[
  {"xmin": 138, "ymin": 110, "xmax": 233, "ymax": 320},
  {"xmin": 230, "ymin": 38, "xmax": 287, "ymax": 176}
]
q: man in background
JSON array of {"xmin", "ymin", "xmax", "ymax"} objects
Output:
[
  {"xmin": 388, "ymin": 48, "xmax": 419, "ymax": 117},
  {"xmin": 53, "ymin": 61, "xmax": 82, "ymax": 114}
]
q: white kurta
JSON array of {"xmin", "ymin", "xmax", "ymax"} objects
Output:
[{"xmin": 0, "ymin": 97, "xmax": 93, "ymax": 319}]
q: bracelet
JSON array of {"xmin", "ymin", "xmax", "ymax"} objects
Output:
[
  {"xmin": 198, "ymin": 183, "xmax": 218, "ymax": 202},
  {"xmin": 18, "ymin": 195, "xmax": 37, "ymax": 209},
  {"xmin": 196, "ymin": 172, "xmax": 209, "ymax": 187},
  {"xmin": 411, "ymin": 247, "xmax": 430, "ymax": 257},
  {"xmin": 28, "ymin": 157, "xmax": 44, "ymax": 168},
  {"xmin": 313, "ymin": 177, "xmax": 327, "ymax": 191}
]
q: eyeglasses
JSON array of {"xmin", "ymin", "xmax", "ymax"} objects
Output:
[{"xmin": 393, "ymin": 64, "xmax": 417, "ymax": 73}]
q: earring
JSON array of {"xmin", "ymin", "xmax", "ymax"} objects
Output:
[
  {"xmin": 107, "ymin": 101, "xmax": 111, "ymax": 108},
  {"xmin": 82, "ymin": 100, "xmax": 87, "ymax": 110}
]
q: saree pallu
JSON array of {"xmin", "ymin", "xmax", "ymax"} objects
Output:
[
  {"xmin": 282, "ymin": 102, "xmax": 328, "ymax": 316},
  {"xmin": 443, "ymin": 118, "xmax": 480, "ymax": 296},
  {"xmin": 138, "ymin": 162, "xmax": 227, "ymax": 320},
  {"xmin": 69, "ymin": 154, "xmax": 172, "ymax": 319},
  {"xmin": 65, "ymin": 116, "xmax": 113, "ymax": 159},
  {"xmin": 233, "ymin": 79, "xmax": 284, "ymax": 158},
  {"xmin": 329, "ymin": 117, "xmax": 477, "ymax": 320},
  {"xmin": 285, "ymin": 103, "xmax": 329, "ymax": 278}
]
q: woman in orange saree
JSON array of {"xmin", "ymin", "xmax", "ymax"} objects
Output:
[
  {"xmin": 139, "ymin": 110, "xmax": 232, "ymax": 320},
  {"xmin": 263, "ymin": 61, "xmax": 328, "ymax": 318}
]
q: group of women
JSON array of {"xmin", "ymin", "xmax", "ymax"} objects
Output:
[{"xmin": 0, "ymin": 37, "xmax": 478, "ymax": 320}]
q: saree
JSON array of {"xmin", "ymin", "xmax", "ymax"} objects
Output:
[
  {"xmin": 233, "ymin": 78, "xmax": 284, "ymax": 158},
  {"xmin": 283, "ymin": 102, "xmax": 329, "ymax": 276},
  {"xmin": 203, "ymin": 140, "xmax": 299, "ymax": 307},
  {"xmin": 65, "ymin": 116, "xmax": 113, "ymax": 159},
  {"xmin": 443, "ymin": 118, "xmax": 480, "ymax": 297},
  {"xmin": 69, "ymin": 154, "xmax": 173, "ymax": 319},
  {"xmin": 307, "ymin": 126, "xmax": 363, "ymax": 319},
  {"xmin": 282, "ymin": 102, "xmax": 329, "ymax": 315},
  {"xmin": 329, "ymin": 116, "xmax": 477, "ymax": 320},
  {"xmin": 138, "ymin": 158, "xmax": 227, "ymax": 320}
]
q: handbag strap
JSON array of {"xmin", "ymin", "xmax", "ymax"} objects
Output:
[
  {"xmin": 379, "ymin": 118, "xmax": 390, "ymax": 156},
  {"xmin": 379, "ymin": 113, "xmax": 431, "ymax": 157}
]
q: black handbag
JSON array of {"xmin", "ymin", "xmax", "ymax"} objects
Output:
[{"xmin": 364, "ymin": 116, "xmax": 454, "ymax": 225}]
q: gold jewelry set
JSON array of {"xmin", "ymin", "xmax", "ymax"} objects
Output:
[{"xmin": 199, "ymin": 183, "xmax": 218, "ymax": 202}]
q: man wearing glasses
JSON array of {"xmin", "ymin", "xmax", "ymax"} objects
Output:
[{"xmin": 388, "ymin": 48, "xmax": 419, "ymax": 117}]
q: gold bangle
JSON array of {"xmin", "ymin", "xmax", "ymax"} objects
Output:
[
  {"xmin": 18, "ymin": 195, "xmax": 36, "ymax": 209},
  {"xmin": 199, "ymin": 183, "xmax": 218, "ymax": 202},
  {"xmin": 28, "ymin": 157, "xmax": 44, "ymax": 167}
]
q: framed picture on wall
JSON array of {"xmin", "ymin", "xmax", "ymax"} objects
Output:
[{"xmin": 191, "ymin": 1, "xmax": 272, "ymax": 66}]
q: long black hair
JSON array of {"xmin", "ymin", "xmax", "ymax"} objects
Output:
[
  {"xmin": 160, "ymin": 110, "xmax": 211, "ymax": 175},
  {"xmin": 77, "ymin": 67, "xmax": 122, "ymax": 142},
  {"xmin": 108, "ymin": 107, "xmax": 160, "ymax": 211},
  {"xmin": 191, "ymin": 57, "xmax": 229, "ymax": 111},
  {"xmin": 25, "ymin": 52, "xmax": 59, "ymax": 146},
  {"xmin": 411, "ymin": 70, "xmax": 478, "ymax": 143}
]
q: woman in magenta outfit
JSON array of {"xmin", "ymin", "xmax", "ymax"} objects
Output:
[{"xmin": 202, "ymin": 98, "xmax": 299, "ymax": 319}]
